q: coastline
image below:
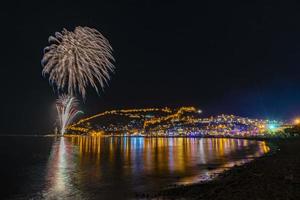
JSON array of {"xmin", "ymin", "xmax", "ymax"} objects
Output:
[
  {"xmin": 139, "ymin": 138, "xmax": 300, "ymax": 200},
  {"xmin": 45, "ymin": 134, "xmax": 288, "ymax": 140}
]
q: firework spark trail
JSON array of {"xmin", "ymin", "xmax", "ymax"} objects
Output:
[
  {"xmin": 56, "ymin": 95, "xmax": 83, "ymax": 135},
  {"xmin": 42, "ymin": 26, "xmax": 115, "ymax": 99}
]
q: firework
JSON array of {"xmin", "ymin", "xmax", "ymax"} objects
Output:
[
  {"xmin": 56, "ymin": 95, "xmax": 83, "ymax": 135},
  {"xmin": 42, "ymin": 26, "xmax": 115, "ymax": 99}
]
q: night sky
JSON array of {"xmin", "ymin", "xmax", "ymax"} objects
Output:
[{"xmin": 1, "ymin": 0, "xmax": 300, "ymax": 134}]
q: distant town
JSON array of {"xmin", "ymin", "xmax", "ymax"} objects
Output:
[{"xmin": 65, "ymin": 107, "xmax": 295, "ymax": 138}]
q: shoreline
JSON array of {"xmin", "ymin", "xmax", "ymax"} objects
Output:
[
  {"xmin": 0, "ymin": 133, "xmax": 292, "ymax": 142},
  {"xmin": 139, "ymin": 138, "xmax": 300, "ymax": 200},
  {"xmin": 41, "ymin": 134, "xmax": 290, "ymax": 141}
]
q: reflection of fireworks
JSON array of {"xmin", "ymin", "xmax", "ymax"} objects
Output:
[
  {"xmin": 42, "ymin": 26, "xmax": 115, "ymax": 99},
  {"xmin": 56, "ymin": 95, "xmax": 83, "ymax": 135}
]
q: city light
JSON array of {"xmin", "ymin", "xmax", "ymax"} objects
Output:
[
  {"xmin": 294, "ymin": 118, "xmax": 300, "ymax": 125},
  {"xmin": 267, "ymin": 124, "xmax": 277, "ymax": 131},
  {"xmin": 66, "ymin": 106, "xmax": 284, "ymax": 137}
]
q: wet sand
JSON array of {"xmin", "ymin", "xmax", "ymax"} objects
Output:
[{"xmin": 141, "ymin": 138, "xmax": 300, "ymax": 200}]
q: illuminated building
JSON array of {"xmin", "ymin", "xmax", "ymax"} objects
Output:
[{"xmin": 65, "ymin": 106, "xmax": 283, "ymax": 137}]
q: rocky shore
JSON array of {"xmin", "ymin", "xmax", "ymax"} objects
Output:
[{"xmin": 138, "ymin": 138, "xmax": 300, "ymax": 200}]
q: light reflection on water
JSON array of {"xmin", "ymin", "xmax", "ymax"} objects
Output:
[
  {"xmin": 43, "ymin": 138, "xmax": 82, "ymax": 199},
  {"xmin": 42, "ymin": 137, "xmax": 269, "ymax": 199}
]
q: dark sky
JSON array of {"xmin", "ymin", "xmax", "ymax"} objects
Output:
[{"xmin": 0, "ymin": 0, "xmax": 300, "ymax": 134}]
